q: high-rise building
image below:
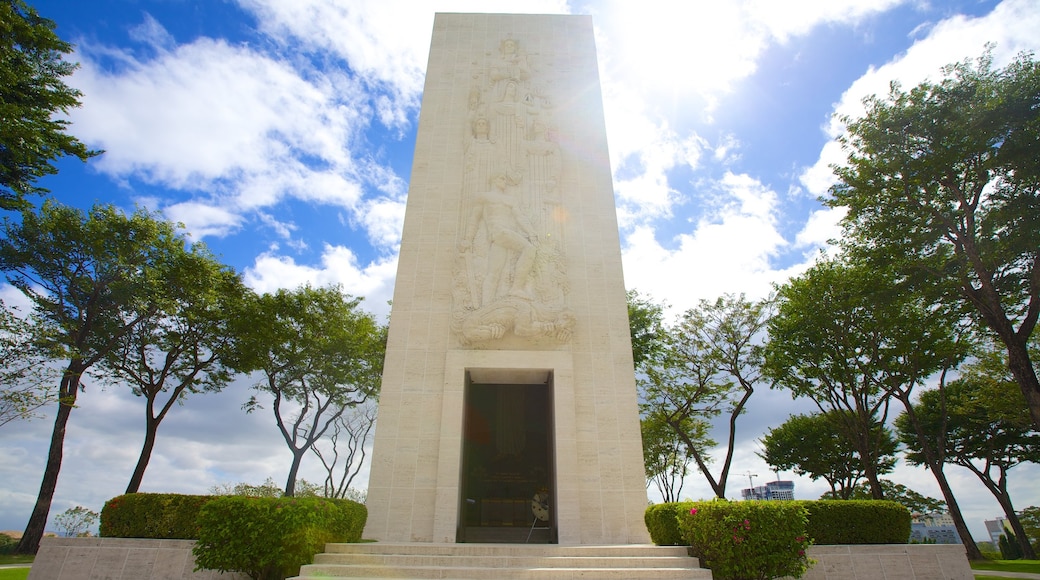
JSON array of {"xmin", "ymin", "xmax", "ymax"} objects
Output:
[{"xmin": 741, "ymin": 480, "xmax": 795, "ymax": 501}]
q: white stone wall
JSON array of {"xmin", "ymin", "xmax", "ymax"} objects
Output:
[
  {"xmin": 364, "ymin": 13, "xmax": 650, "ymax": 545},
  {"xmin": 26, "ymin": 537, "xmax": 245, "ymax": 580}
]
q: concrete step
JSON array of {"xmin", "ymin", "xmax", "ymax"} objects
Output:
[{"xmin": 291, "ymin": 543, "xmax": 712, "ymax": 579}]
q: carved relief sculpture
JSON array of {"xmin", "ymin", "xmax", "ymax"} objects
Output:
[{"xmin": 452, "ymin": 35, "xmax": 574, "ymax": 347}]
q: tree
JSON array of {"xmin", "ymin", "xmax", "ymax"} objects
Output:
[
  {"xmin": 821, "ymin": 480, "xmax": 946, "ymax": 515},
  {"xmin": 640, "ymin": 413, "xmax": 704, "ymax": 503},
  {"xmin": 234, "ymin": 285, "xmax": 386, "ymax": 497},
  {"xmin": 896, "ymin": 351, "xmax": 1040, "ymax": 559},
  {"xmin": 627, "ymin": 289, "xmax": 666, "ymax": 370},
  {"xmin": 827, "ymin": 50, "xmax": 1040, "ymax": 430},
  {"xmin": 310, "ymin": 400, "xmax": 377, "ymax": 500},
  {"xmin": 760, "ymin": 411, "xmax": 897, "ymax": 499},
  {"xmin": 0, "ymin": 0, "xmax": 99, "ymax": 210},
  {"xmin": 0, "ymin": 202, "xmax": 195, "ymax": 554},
  {"xmin": 0, "ymin": 299, "xmax": 57, "ymax": 426},
  {"xmin": 98, "ymin": 252, "xmax": 246, "ymax": 493},
  {"xmin": 639, "ymin": 294, "xmax": 769, "ymax": 498},
  {"xmin": 765, "ymin": 256, "xmax": 981, "ymax": 558},
  {"xmin": 53, "ymin": 506, "xmax": 98, "ymax": 537},
  {"xmin": 1019, "ymin": 506, "xmax": 1040, "ymax": 552}
]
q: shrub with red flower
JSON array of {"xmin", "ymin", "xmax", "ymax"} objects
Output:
[{"xmin": 679, "ymin": 500, "xmax": 813, "ymax": 580}]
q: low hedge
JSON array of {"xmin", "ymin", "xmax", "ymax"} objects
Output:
[
  {"xmin": 646, "ymin": 499, "xmax": 911, "ymax": 547},
  {"xmin": 100, "ymin": 493, "xmax": 216, "ymax": 539},
  {"xmin": 679, "ymin": 500, "xmax": 813, "ymax": 580},
  {"xmin": 192, "ymin": 496, "xmax": 367, "ymax": 580},
  {"xmin": 644, "ymin": 501, "xmax": 694, "ymax": 546},
  {"xmin": 797, "ymin": 499, "xmax": 910, "ymax": 545}
]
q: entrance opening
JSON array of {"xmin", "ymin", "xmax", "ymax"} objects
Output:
[{"xmin": 457, "ymin": 370, "xmax": 556, "ymax": 543}]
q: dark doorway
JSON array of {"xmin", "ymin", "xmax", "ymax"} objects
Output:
[{"xmin": 458, "ymin": 373, "xmax": 555, "ymax": 543}]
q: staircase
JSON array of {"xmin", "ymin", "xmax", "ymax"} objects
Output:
[{"xmin": 291, "ymin": 543, "xmax": 712, "ymax": 579}]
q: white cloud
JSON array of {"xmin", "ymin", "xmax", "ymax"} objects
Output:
[
  {"xmin": 163, "ymin": 201, "xmax": 244, "ymax": 239},
  {"xmin": 243, "ymin": 245, "xmax": 397, "ymax": 318},
  {"xmin": 621, "ymin": 172, "xmax": 789, "ymax": 314}
]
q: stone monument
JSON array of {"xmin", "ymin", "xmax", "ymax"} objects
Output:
[{"xmin": 364, "ymin": 13, "xmax": 650, "ymax": 545}]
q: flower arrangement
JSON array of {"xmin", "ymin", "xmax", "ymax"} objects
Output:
[{"xmin": 678, "ymin": 500, "xmax": 813, "ymax": 580}]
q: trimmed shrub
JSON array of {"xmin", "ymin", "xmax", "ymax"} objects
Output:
[
  {"xmin": 192, "ymin": 496, "xmax": 367, "ymax": 580},
  {"xmin": 797, "ymin": 500, "xmax": 910, "ymax": 545},
  {"xmin": 100, "ymin": 493, "xmax": 216, "ymax": 539},
  {"xmin": 645, "ymin": 501, "xmax": 695, "ymax": 546},
  {"xmin": 679, "ymin": 500, "xmax": 813, "ymax": 580}
]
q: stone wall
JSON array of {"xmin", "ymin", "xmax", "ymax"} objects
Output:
[
  {"xmin": 796, "ymin": 543, "xmax": 974, "ymax": 580},
  {"xmin": 26, "ymin": 537, "xmax": 246, "ymax": 580},
  {"xmin": 26, "ymin": 538, "xmax": 975, "ymax": 580}
]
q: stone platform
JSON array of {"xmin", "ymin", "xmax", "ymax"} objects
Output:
[{"xmin": 291, "ymin": 543, "xmax": 709, "ymax": 579}]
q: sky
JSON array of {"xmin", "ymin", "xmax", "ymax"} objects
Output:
[{"xmin": 2, "ymin": 0, "xmax": 1038, "ymax": 542}]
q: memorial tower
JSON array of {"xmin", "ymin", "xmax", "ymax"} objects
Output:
[{"xmin": 364, "ymin": 13, "xmax": 650, "ymax": 545}]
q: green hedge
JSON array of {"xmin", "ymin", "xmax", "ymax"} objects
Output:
[
  {"xmin": 679, "ymin": 501, "xmax": 813, "ymax": 580},
  {"xmin": 646, "ymin": 499, "xmax": 911, "ymax": 547},
  {"xmin": 645, "ymin": 501, "xmax": 694, "ymax": 546},
  {"xmin": 797, "ymin": 500, "xmax": 910, "ymax": 545},
  {"xmin": 100, "ymin": 493, "xmax": 216, "ymax": 539},
  {"xmin": 192, "ymin": 496, "xmax": 367, "ymax": 580}
]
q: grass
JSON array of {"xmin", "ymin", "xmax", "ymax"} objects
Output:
[
  {"xmin": 970, "ymin": 559, "xmax": 1040, "ymax": 574},
  {"xmin": 0, "ymin": 568, "xmax": 29, "ymax": 580},
  {"xmin": 0, "ymin": 555, "xmax": 33, "ymax": 566}
]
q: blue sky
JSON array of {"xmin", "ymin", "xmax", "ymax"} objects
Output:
[{"xmin": 2, "ymin": 0, "xmax": 1038, "ymax": 540}]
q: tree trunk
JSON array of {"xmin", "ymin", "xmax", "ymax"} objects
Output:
[
  {"xmin": 994, "ymin": 487, "xmax": 1038, "ymax": 560},
  {"xmin": 1005, "ymin": 340, "xmax": 1040, "ymax": 432},
  {"xmin": 283, "ymin": 449, "xmax": 306, "ymax": 497},
  {"xmin": 126, "ymin": 413, "xmax": 160, "ymax": 494},
  {"xmin": 897, "ymin": 396, "xmax": 983, "ymax": 560},
  {"xmin": 15, "ymin": 372, "xmax": 78, "ymax": 554}
]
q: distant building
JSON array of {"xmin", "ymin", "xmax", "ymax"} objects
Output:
[
  {"xmin": 910, "ymin": 512, "xmax": 962, "ymax": 544},
  {"xmin": 741, "ymin": 480, "xmax": 795, "ymax": 501},
  {"xmin": 985, "ymin": 518, "xmax": 1007, "ymax": 546}
]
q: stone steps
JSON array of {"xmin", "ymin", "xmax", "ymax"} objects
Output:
[{"xmin": 291, "ymin": 543, "xmax": 713, "ymax": 579}]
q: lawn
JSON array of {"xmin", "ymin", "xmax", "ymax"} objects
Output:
[
  {"xmin": 0, "ymin": 556, "xmax": 32, "ymax": 566},
  {"xmin": 970, "ymin": 559, "xmax": 1040, "ymax": 575},
  {"xmin": 0, "ymin": 568, "xmax": 29, "ymax": 580}
]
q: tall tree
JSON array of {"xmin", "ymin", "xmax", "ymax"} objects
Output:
[
  {"xmin": 640, "ymin": 413, "xmax": 705, "ymax": 503},
  {"xmin": 764, "ymin": 255, "xmax": 981, "ymax": 557},
  {"xmin": 0, "ymin": 0, "xmax": 99, "ymax": 210},
  {"xmin": 759, "ymin": 411, "xmax": 897, "ymax": 499},
  {"xmin": 98, "ymin": 253, "xmax": 246, "ymax": 493},
  {"xmin": 235, "ymin": 285, "xmax": 386, "ymax": 497},
  {"xmin": 0, "ymin": 202, "xmax": 198, "ymax": 554},
  {"xmin": 639, "ymin": 294, "xmax": 769, "ymax": 498},
  {"xmin": 896, "ymin": 353, "xmax": 1040, "ymax": 559},
  {"xmin": 827, "ymin": 50, "xmax": 1040, "ymax": 429},
  {"xmin": 310, "ymin": 400, "xmax": 377, "ymax": 500}
]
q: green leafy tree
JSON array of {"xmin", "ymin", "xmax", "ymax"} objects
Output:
[
  {"xmin": 53, "ymin": 505, "xmax": 98, "ymax": 537},
  {"xmin": 0, "ymin": 299, "xmax": 58, "ymax": 426},
  {"xmin": 827, "ymin": 50, "xmax": 1040, "ymax": 430},
  {"xmin": 820, "ymin": 480, "xmax": 946, "ymax": 515},
  {"xmin": 1000, "ymin": 531, "xmax": 1024, "ymax": 560},
  {"xmin": 895, "ymin": 350, "xmax": 1040, "ymax": 559},
  {"xmin": 641, "ymin": 413, "xmax": 704, "ymax": 503},
  {"xmin": 1019, "ymin": 506, "xmax": 1040, "ymax": 552},
  {"xmin": 0, "ymin": 202, "xmax": 197, "ymax": 554},
  {"xmin": 0, "ymin": 0, "xmax": 99, "ymax": 210},
  {"xmin": 98, "ymin": 253, "xmax": 247, "ymax": 493},
  {"xmin": 764, "ymin": 256, "xmax": 982, "ymax": 558},
  {"xmin": 640, "ymin": 294, "xmax": 770, "ymax": 498},
  {"xmin": 234, "ymin": 285, "xmax": 386, "ymax": 497},
  {"xmin": 628, "ymin": 289, "xmax": 667, "ymax": 370},
  {"xmin": 760, "ymin": 411, "xmax": 897, "ymax": 499}
]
